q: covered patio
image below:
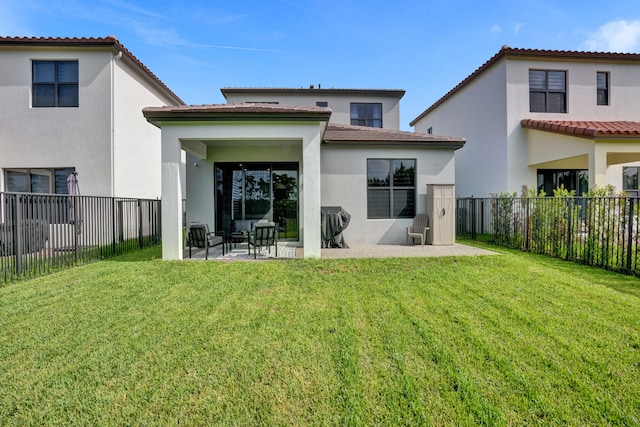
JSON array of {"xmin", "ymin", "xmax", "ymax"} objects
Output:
[
  {"xmin": 522, "ymin": 120, "xmax": 640, "ymax": 192},
  {"xmin": 144, "ymin": 103, "xmax": 331, "ymax": 260}
]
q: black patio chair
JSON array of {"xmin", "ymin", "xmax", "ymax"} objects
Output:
[
  {"xmin": 186, "ymin": 223, "xmax": 225, "ymax": 260},
  {"xmin": 248, "ymin": 222, "xmax": 277, "ymax": 259}
]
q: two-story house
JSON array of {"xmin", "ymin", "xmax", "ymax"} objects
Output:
[
  {"xmin": 411, "ymin": 46, "xmax": 640, "ymax": 197},
  {"xmin": 143, "ymin": 87, "xmax": 465, "ymax": 259},
  {"xmin": 0, "ymin": 36, "xmax": 183, "ymax": 199}
]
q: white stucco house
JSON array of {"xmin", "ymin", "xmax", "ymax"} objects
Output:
[
  {"xmin": 411, "ymin": 46, "xmax": 640, "ymax": 197},
  {"xmin": 143, "ymin": 88, "xmax": 466, "ymax": 259},
  {"xmin": 0, "ymin": 36, "xmax": 183, "ymax": 199}
]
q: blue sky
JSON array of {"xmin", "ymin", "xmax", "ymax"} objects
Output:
[{"xmin": 2, "ymin": 0, "xmax": 639, "ymax": 129}]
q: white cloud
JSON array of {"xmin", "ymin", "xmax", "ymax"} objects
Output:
[
  {"xmin": 514, "ymin": 23, "xmax": 524, "ymax": 36},
  {"xmin": 491, "ymin": 24, "xmax": 503, "ymax": 38},
  {"xmin": 581, "ymin": 19, "xmax": 640, "ymax": 52}
]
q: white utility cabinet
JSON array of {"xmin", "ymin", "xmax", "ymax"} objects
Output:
[{"xmin": 426, "ymin": 184, "xmax": 455, "ymax": 245}]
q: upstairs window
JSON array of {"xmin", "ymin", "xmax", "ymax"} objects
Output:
[
  {"xmin": 32, "ymin": 60, "xmax": 79, "ymax": 107},
  {"xmin": 529, "ymin": 70, "xmax": 566, "ymax": 113},
  {"xmin": 351, "ymin": 103, "xmax": 382, "ymax": 128},
  {"xmin": 597, "ymin": 72, "xmax": 609, "ymax": 105}
]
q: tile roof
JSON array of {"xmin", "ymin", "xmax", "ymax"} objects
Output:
[
  {"xmin": 323, "ymin": 123, "xmax": 466, "ymax": 148},
  {"xmin": 221, "ymin": 87, "xmax": 405, "ymax": 99},
  {"xmin": 410, "ymin": 46, "xmax": 640, "ymax": 127},
  {"xmin": 143, "ymin": 103, "xmax": 332, "ymax": 125},
  {"xmin": 0, "ymin": 36, "xmax": 184, "ymax": 105},
  {"xmin": 521, "ymin": 120, "xmax": 640, "ymax": 138}
]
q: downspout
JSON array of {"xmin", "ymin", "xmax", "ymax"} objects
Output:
[{"xmin": 110, "ymin": 50, "xmax": 122, "ymax": 196}]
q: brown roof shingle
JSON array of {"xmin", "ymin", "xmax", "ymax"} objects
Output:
[
  {"xmin": 323, "ymin": 123, "xmax": 466, "ymax": 148},
  {"xmin": 521, "ymin": 120, "xmax": 640, "ymax": 138},
  {"xmin": 0, "ymin": 36, "xmax": 184, "ymax": 105}
]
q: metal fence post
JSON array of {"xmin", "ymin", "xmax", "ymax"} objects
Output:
[
  {"xmin": 14, "ymin": 195, "xmax": 23, "ymax": 278},
  {"xmin": 627, "ymin": 197, "xmax": 634, "ymax": 272},
  {"xmin": 471, "ymin": 199, "xmax": 477, "ymax": 239},
  {"xmin": 138, "ymin": 199, "xmax": 144, "ymax": 249}
]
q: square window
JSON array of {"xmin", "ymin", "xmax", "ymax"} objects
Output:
[
  {"xmin": 32, "ymin": 60, "xmax": 78, "ymax": 107},
  {"xmin": 529, "ymin": 70, "xmax": 566, "ymax": 113},
  {"xmin": 351, "ymin": 103, "xmax": 383, "ymax": 128}
]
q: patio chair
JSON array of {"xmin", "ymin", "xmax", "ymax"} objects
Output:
[
  {"xmin": 186, "ymin": 223, "xmax": 225, "ymax": 260},
  {"xmin": 248, "ymin": 222, "xmax": 277, "ymax": 259},
  {"xmin": 406, "ymin": 214, "xmax": 430, "ymax": 246}
]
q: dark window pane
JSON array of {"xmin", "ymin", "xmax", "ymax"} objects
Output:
[
  {"xmin": 351, "ymin": 103, "xmax": 365, "ymax": 117},
  {"xmin": 368, "ymin": 159, "xmax": 390, "ymax": 186},
  {"xmin": 371, "ymin": 119, "xmax": 382, "ymax": 128},
  {"xmin": 597, "ymin": 89, "xmax": 608, "ymax": 106},
  {"xmin": 54, "ymin": 168, "xmax": 75, "ymax": 194},
  {"xmin": 529, "ymin": 70, "xmax": 546, "ymax": 90},
  {"xmin": 58, "ymin": 61, "xmax": 78, "ymax": 83},
  {"xmin": 33, "ymin": 84, "xmax": 56, "ymax": 107},
  {"xmin": 392, "ymin": 160, "xmax": 415, "ymax": 186},
  {"xmin": 624, "ymin": 167, "xmax": 639, "ymax": 190},
  {"xmin": 367, "ymin": 189, "xmax": 390, "ymax": 218},
  {"xmin": 597, "ymin": 72, "xmax": 608, "ymax": 89},
  {"xmin": 547, "ymin": 92, "xmax": 565, "ymax": 113},
  {"xmin": 530, "ymin": 92, "xmax": 546, "ymax": 112},
  {"xmin": 30, "ymin": 173, "xmax": 50, "ymax": 193},
  {"xmin": 393, "ymin": 189, "xmax": 415, "ymax": 218},
  {"xmin": 58, "ymin": 84, "xmax": 79, "ymax": 107},
  {"xmin": 6, "ymin": 171, "xmax": 28, "ymax": 192},
  {"xmin": 371, "ymin": 103, "xmax": 382, "ymax": 119},
  {"xmin": 33, "ymin": 61, "xmax": 55, "ymax": 83},
  {"xmin": 547, "ymin": 71, "xmax": 565, "ymax": 91}
]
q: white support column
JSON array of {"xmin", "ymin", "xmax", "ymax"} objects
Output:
[
  {"xmin": 591, "ymin": 145, "xmax": 608, "ymax": 189},
  {"xmin": 302, "ymin": 125, "xmax": 322, "ymax": 258},
  {"xmin": 161, "ymin": 129, "xmax": 183, "ymax": 260}
]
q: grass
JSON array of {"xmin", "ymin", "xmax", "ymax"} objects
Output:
[{"xmin": 1, "ymin": 245, "xmax": 639, "ymax": 426}]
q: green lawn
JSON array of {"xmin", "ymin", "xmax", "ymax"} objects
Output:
[{"xmin": 1, "ymin": 245, "xmax": 639, "ymax": 426}]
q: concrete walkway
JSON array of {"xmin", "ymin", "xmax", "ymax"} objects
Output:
[
  {"xmin": 313, "ymin": 243, "xmax": 497, "ymax": 259},
  {"xmin": 187, "ymin": 242, "xmax": 497, "ymax": 261}
]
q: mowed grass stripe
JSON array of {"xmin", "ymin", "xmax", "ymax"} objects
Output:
[{"xmin": 1, "ymin": 246, "xmax": 639, "ymax": 425}]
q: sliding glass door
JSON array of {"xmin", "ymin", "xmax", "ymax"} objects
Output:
[{"xmin": 216, "ymin": 162, "xmax": 298, "ymax": 240}]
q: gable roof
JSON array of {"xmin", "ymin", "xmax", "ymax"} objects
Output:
[
  {"xmin": 323, "ymin": 123, "xmax": 466, "ymax": 148},
  {"xmin": 221, "ymin": 87, "xmax": 405, "ymax": 100},
  {"xmin": 521, "ymin": 120, "xmax": 640, "ymax": 139},
  {"xmin": 410, "ymin": 47, "xmax": 640, "ymax": 127},
  {"xmin": 0, "ymin": 36, "xmax": 184, "ymax": 105}
]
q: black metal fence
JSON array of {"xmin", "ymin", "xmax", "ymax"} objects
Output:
[
  {"xmin": 457, "ymin": 196, "xmax": 640, "ymax": 275},
  {"xmin": 0, "ymin": 192, "xmax": 161, "ymax": 284}
]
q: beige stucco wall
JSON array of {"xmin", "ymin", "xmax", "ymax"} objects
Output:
[
  {"xmin": 0, "ymin": 47, "xmax": 113, "ymax": 195},
  {"xmin": 320, "ymin": 144, "xmax": 456, "ymax": 245},
  {"xmin": 225, "ymin": 92, "xmax": 402, "ymax": 130},
  {"xmin": 112, "ymin": 57, "xmax": 179, "ymax": 198},
  {"xmin": 413, "ymin": 61, "xmax": 508, "ymax": 197}
]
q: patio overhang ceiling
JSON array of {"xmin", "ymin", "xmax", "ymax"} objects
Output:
[{"xmin": 323, "ymin": 123, "xmax": 466, "ymax": 149}]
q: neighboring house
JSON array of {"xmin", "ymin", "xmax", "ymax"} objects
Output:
[
  {"xmin": 411, "ymin": 46, "xmax": 640, "ymax": 197},
  {"xmin": 0, "ymin": 36, "xmax": 183, "ymax": 199},
  {"xmin": 144, "ymin": 87, "xmax": 465, "ymax": 260}
]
